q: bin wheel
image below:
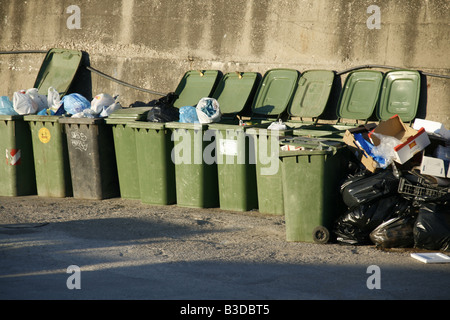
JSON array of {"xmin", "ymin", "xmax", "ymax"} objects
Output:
[{"xmin": 312, "ymin": 226, "xmax": 330, "ymax": 244}]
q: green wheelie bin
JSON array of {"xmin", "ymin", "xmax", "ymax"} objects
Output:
[
  {"xmin": 105, "ymin": 107, "xmax": 153, "ymax": 200},
  {"xmin": 0, "ymin": 115, "xmax": 37, "ymax": 196},
  {"xmin": 130, "ymin": 121, "xmax": 177, "ymax": 206},
  {"xmin": 157, "ymin": 69, "xmax": 222, "ymax": 208},
  {"xmin": 279, "ymin": 137, "xmax": 349, "ymax": 243},
  {"xmin": 24, "ymin": 115, "xmax": 73, "ymax": 198}
]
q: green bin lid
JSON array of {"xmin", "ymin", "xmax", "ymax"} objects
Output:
[
  {"xmin": 106, "ymin": 106, "xmax": 154, "ymax": 122},
  {"xmin": 23, "ymin": 115, "xmax": 64, "ymax": 123},
  {"xmin": 251, "ymin": 68, "xmax": 299, "ymax": 117},
  {"xmin": 33, "ymin": 48, "xmax": 83, "ymax": 97},
  {"xmin": 288, "ymin": 70, "xmax": 335, "ymax": 118},
  {"xmin": 211, "ymin": 72, "xmax": 260, "ymax": 116},
  {"xmin": 377, "ymin": 70, "xmax": 421, "ymax": 122},
  {"xmin": 0, "ymin": 115, "xmax": 23, "ymax": 121},
  {"xmin": 173, "ymin": 70, "xmax": 221, "ymax": 108},
  {"xmin": 336, "ymin": 70, "xmax": 384, "ymax": 121},
  {"xmin": 58, "ymin": 117, "xmax": 105, "ymax": 125}
]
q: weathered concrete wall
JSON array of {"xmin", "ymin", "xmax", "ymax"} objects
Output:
[{"xmin": 1, "ymin": 0, "xmax": 449, "ymax": 126}]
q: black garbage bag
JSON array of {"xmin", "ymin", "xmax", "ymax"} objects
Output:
[
  {"xmin": 370, "ymin": 212, "xmax": 416, "ymax": 249},
  {"xmin": 146, "ymin": 92, "xmax": 179, "ymax": 122},
  {"xmin": 340, "ymin": 170, "xmax": 399, "ymax": 209},
  {"xmin": 414, "ymin": 202, "xmax": 450, "ymax": 252},
  {"xmin": 334, "ymin": 195, "xmax": 410, "ymax": 245}
]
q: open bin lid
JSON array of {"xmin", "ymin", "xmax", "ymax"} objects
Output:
[
  {"xmin": 336, "ymin": 70, "xmax": 384, "ymax": 122},
  {"xmin": 33, "ymin": 48, "xmax": 83, "ymax": 97},
  {"xmin": 211, "ymin": 72, "xmax": 260, "ymax": 118},
  {"xmin": 172, "ymin": 70, "xmax": 221, "ymax": 109},
  {"xmin": 251, "ymin": 68, "xmax": 299, "ymax": 118},
  {"xmin": 288, "ymin": 70, "xmax": 336, "ymax": 119},
  {"xmin": 377, "ymin": 70, "xmax": 421, "ymax": 123}
]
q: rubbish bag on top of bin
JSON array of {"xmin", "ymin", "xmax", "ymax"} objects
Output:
[
  {"xmin": 196, "ymin": 97, "xmax": 221, "ymax": 124},
  {"xmin": 334, "ymin": 195, "xmax": 411, "ymax": 245},
  {"xmin": 13, "ymin": 91, "xmax": 38, "ymax": 115},
  {"xmin": 0, "ymin": 96, "xmax": 18, "ymax": 115},
  {"xmin": 146, "ymin": 92, "xmax": 179, "ymax": 123},
  {"xmin": 179, "ymin": 106, "xmax": 199, "ymax": 123},
  {"xmin": 62, "ymin": 93, "xmax": 90, "ymax": 115}
]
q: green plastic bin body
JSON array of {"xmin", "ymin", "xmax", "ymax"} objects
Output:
[
  {"xmin": 105, "ymin": 107, "xmax": 153, "ymax": 199},
  {"xmin": 279, "ymin": 138, "xmax": 348, "ymax": 243},
  {"xmin": 209, "ymin": 68, "xmax": 299, "ymax": 212},
  {"xmin": 59, "ymin": 117, "xmax": 119, "ymax": 200},
  {"xmin": 166, "ymin": 122, "xmax": 219, "ymax": 208},
  {"xmin": 24, "ymin": 115, "xmax": 72, "ymax": 198},
  {"xmin": 131, "ymin": 122, "xmax": 176, "ymax": 205},
  {"xmin": 0, "ymin": 115, "xmax": 37, "ymax": 196}
]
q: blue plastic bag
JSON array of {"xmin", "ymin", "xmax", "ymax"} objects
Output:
[
  {"xmin": 179, "ymin": 106, "xmax": 199, "ymax": 123},
  {"xmin": 0, "ymin": 96, "xmax": 18, "ymax": 115},
  {"xmin": 61, "ymin": 93, "xmax": 90, "ymax": 115}
]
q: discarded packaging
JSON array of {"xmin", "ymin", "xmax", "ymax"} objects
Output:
[
  {"xmin": 369, "ymin": 114, "xmax": 430, "ymax": 164},
  {"xmin": 0, "ymin": 96, "xmax": 17, "ymax": 115},
  {"xmin": 410, "ymin": 252, "xmax": 450, "ymax": 264}
]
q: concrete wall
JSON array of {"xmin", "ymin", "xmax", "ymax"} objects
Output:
[{"xmin": 1, "ymin": 0, "xmax": 449, "ymax": 126}]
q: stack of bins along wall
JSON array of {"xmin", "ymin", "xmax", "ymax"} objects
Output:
[
  {"xmin": 164, "ymin": 69, "xmax": 222, "ymax": 208},
  {"xmin": 105, "ymin": 107, "xmax": 153, "ymax": 200},
  {"xmin": 0, "ymin": 115, "xmax": 37, "ymax": 196},
  {"xmin": 279, "ymin": 137, "xmax": 349, "ymax": 243},
  {"xmin": 24, "ymin": 115, "xmax": 72, "ymax": 198},
  {"xmin": 130, "ymin": 121, "xmax": 176, "ymax": 205},
  {"xmin": 209, "ymin": 68, "xmax": 299, "ymax": 212},
  {"xmin": 59, "ymin": 117, "xmax": 119, "ymax": 200}
]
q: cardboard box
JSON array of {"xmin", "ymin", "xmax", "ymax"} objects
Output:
[
  {"xmin": 342, "ymin": 123, "xmax": 379, "ymax": 173},
  {"xmin": 369, "ymin": 115, "xmax": 430, "ymax": 164},
  {"xmin": 420, "ymin": 154, "xmax": 450, "ymax": 178}
]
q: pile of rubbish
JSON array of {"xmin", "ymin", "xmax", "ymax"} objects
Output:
[
  {"xmin": 335, "ymin": 116, "xmax": 450, "ymax": 251},
  {"xmin": 0, "ymin": 87, "xmax": 121, "ymax": 118}
]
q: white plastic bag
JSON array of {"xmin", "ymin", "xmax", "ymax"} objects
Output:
[
  {"xmin": 26, "ymin": 88, "xmax": 48, "ymax": 112},
  {"xmin": 196, "ymin": 97, "xmax": 221, "ymax": 124},
  {"xmin": 100, "ymin": 101, "xmax": 122, "ymax": 117},
  {"xmin": 91, "ymin": 93, "xmax": 115, "ymax": 114},
  {"xmin": 268, "ymin": 119, "xmax": 287, "ymax": 130},
  {"xmin": 13, "ymin": 90, "xmax": 37, "ymax": 115},
  {"xmin": 47, "ymin": 86, "xmax": 61, "ymax": 111}
]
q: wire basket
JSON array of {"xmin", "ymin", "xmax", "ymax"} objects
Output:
[{"xmin": 398, "ymin": 177, "xmax": 449, "ymax": 202}]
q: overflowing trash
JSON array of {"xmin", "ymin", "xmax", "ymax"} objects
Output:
[
  {"xmin": 0, "ymin": 87, "xmax": 123, "ymax": 118},
  {"xmin": 334, "ymin": 116, "xmax": 450, "ymax": 251}
]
